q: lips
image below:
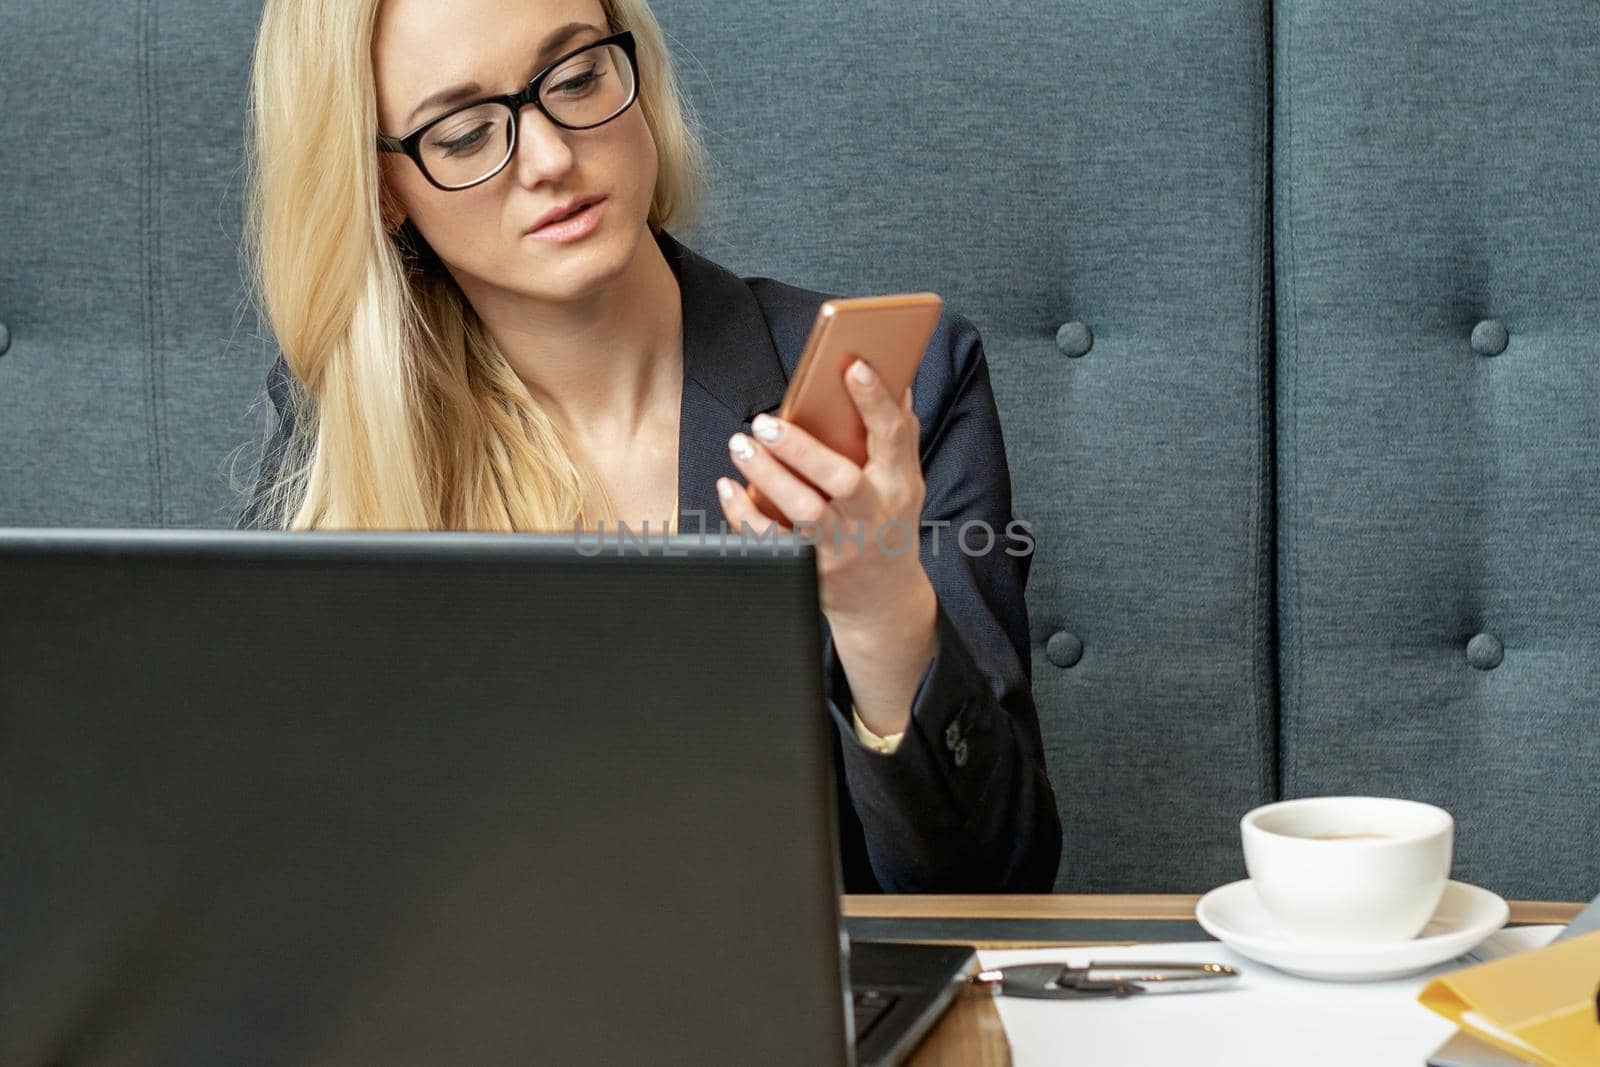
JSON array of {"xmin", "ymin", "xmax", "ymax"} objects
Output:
[{"xmin": 528, "ymin": 196, "xmax": 604, "ymax": 234}]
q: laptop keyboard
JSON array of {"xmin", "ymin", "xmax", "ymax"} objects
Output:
[{"xmin": 851, "ymin": 987, "xmax": 900, "ymax": 1041}]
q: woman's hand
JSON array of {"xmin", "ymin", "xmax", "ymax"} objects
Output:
[{"xmin": 717, "ymin": 357, "xmax": 938, "ymax": 737}]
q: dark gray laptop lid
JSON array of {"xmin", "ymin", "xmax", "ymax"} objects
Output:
[{"xmin": 0, "ymin": 528, "xmax": 850, "ymax": 1066}]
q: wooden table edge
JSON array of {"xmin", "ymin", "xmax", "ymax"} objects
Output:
[{"xmin": 843, "ymin": 894, "xmax": 1585, "ymax": 925}]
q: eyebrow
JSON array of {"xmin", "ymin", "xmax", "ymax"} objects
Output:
[{"xmin": 404, "ymin": 21, "xmax": 605, "ymax": 128}]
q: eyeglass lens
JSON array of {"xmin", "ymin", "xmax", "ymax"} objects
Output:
[{"xmin": 418, "ymin": 41, "xmax": 635, "ymax": 188}]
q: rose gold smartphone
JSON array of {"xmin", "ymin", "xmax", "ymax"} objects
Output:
[{"xmin": 747, "ymin": 291, "xmax": 944, "ymax": 526}]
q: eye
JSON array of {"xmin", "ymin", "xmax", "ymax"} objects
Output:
[
  {"xmin": 434, "ymin": 123, "xmax": 490, "ymax": 156},
  {"xmin": 548, "ymin": 69, "xmax": 602, "ymax": 97}
]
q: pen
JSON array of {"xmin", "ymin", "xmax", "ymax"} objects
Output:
[{"xmin": 972, "ymin": 960, "xmax": 1240, "ymax": 999}]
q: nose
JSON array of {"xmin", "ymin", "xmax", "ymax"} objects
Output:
[{"xmin": 509, "ymin": 104, "xmax": 576, "ymax": 187}]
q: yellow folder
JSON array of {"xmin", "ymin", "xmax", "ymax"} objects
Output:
[{"xmin": 1417, "ymin": 929, "xmax": 1600, "ymax": 1067}]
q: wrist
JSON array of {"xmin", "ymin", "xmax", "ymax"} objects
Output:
[
  {"xmin": 828, "ymin": 570, "xmax": 937, "ymax": 654},
  {"xmin": 828, "ymin": 576, "xmax": 938, "ymax": 737}
]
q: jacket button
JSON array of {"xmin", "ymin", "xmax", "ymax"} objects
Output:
[
  {"xmin": 944, "ymin": 721, "xmax": 962, "ymax": 750},
  {"xmin": 1055, "ymin": 321, "xmax": 1093, "ymax": 358},
  {"xmin": 1046, "ymin": 629, "xmax": 1083, "ymax": 668},
  {"xmin": 1466, "ymin": 633, "xmax": 1504, "ymax": 670},
  {"xmin": 1471, "ymin": 319, "xmax": 1509, "ymax": 357},
  {"xmin": 0, "ymin": 321, "xmax": 10, "ymax": 358},
  {"xmin": 953, "ymin": 738, "xmax": 969, "ymax": 768}
]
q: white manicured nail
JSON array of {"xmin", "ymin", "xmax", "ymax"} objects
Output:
[
  {"xmin": 752, "ymin": 414, "xmax": 782, "ymax": 442},
  {"xmin": 728, "ymin": 433, "xmax": 755, "ymax": 461}
]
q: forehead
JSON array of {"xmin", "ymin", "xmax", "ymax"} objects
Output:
[{"xmin": 373, "ymin": 0, "xmax": 608, "ymax": 128}]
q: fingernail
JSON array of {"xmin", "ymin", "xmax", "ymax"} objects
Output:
[
  {"xmin": 850, "ymin": 360, "xmax": 876, "ymax": 386},
  {"xmin": 751, "ymin": 413, "xmax": 782, "ymax": 443},
  {"xmin": 728, "ymin": 432, "xmax": 756, "ymax": 461},
  {"xmin": 717, "ymin": 478, "xmax": 734, "ymax": 501}
]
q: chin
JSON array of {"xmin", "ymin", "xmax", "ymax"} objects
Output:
[{"xmin": 525, "ymin": 224, "xmax": 641, "ymax": 300}]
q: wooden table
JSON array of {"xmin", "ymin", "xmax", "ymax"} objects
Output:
[{"xmin": 839, "ymin": 895, "xmax": 1587, "ymax": 1067}]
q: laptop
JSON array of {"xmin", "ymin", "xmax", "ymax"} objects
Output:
[{"xmin": 0, "ymin": 527, "xmax": 976, "ymax": 1066}]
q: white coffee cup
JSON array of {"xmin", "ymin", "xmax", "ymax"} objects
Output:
[{"xmin": 1240, "ymin": 796, "xmax": 1454, "ymax": 944}]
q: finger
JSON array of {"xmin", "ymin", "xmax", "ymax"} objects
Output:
[
  {"xmin": 845, "ymin": 359, "xmax": 917, "ymax": 466},
  {"xmin": 716, "ymin": 476, "xmax": 785, "ymax": 537},
  {"xmin": 727, "ymin": 432, "xmax": 828, "ymax": 526},
  {"xmin": 750, "ymin": 413, "xmax": 864, "ymax": 503}
]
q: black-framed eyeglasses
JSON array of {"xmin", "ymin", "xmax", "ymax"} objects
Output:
[{"xmin": 377, "ymin": 29, "xmax": 639, "ymax": 192}]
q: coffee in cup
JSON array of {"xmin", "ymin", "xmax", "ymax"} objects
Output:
[{"xmin": 1239, "ymin": 796, "xmax": 1453, "ymax": 944}]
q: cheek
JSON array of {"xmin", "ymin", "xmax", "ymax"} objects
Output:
[
  {"xmin": 385, "ymin": 161, "xmax": 496, "ymax": 261},
  {"xmin": 380, "ymin": 146, "xmax": 493, "ymax": 236},
  {"xmin": 614, "ymin": 111, "xmax": 659, "ymax": 201},
  {"xmin": 411, "ymin": 194, "xmax": 501, "ymax": 267}
]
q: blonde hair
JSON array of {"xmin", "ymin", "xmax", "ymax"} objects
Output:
[{"xmin": 240, "ymin": 0, "xmax": 708, "ymax": 530}]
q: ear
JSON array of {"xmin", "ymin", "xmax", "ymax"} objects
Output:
[{"xmin": 378, "ymin": 169, "xmax": 409, "ymax": 233}]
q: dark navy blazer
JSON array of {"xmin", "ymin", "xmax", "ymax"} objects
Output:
[{"xmin": 239, "ymin": 228, "xmax": 1062, "ymax": 893}]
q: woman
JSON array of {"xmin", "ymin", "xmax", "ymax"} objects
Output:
[{"xmin": 238, "ymin": 0, "xmax": 1061, "ymax": 892}]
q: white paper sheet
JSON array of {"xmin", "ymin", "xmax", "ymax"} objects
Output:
[{"xmin": 975, "ymin": 926, "xmax": 1560, "ymax": 1067}]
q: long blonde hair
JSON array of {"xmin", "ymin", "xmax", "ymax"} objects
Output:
[{"xmin": 240, "ymin": 0, "xmax": 708, "ymax": 530}]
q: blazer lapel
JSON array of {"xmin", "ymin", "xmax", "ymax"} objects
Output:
[{"xmin": 656, "ymin": 229, "xmax": 788, "ymax": 534}]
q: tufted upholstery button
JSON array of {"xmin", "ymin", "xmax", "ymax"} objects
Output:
[
  {"xmin": 953, "ymin": 738, "xmax": 969, "ymax": 768},
  {"xmin": 1045, "ymin": 629, "xmax": 1083, "ymax": 669},
  {"xmin": 1055, "ymin": 321, "xmax": 1093, "ymax": 358},
  {"xmin": 944, "ymin": 720, "xmax": 961, "ymax": 750},
  {"xmin": 1466, "ymin": 632, "xmax": 1504, "ymax": 671},
  {"xmin": 1471, "ymin": 319, "xmax": 1509, "ymax": 357},
  {"xmin": 0, "ymin": 321, "xmax": 10, "ymax": 358}
]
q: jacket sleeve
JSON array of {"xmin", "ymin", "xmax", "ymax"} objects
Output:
[
  {"xmin": 234, "ymin": 353, "xmax": 297, "ymax": 531},
  {"xmin": 819, "ymin": 314, "xmax": 1062, "ymax": 892}
]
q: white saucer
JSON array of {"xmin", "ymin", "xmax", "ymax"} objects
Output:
[{"xmin": 1194, "ymin": 878, "xmax": 1509, "ymax": 982}]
